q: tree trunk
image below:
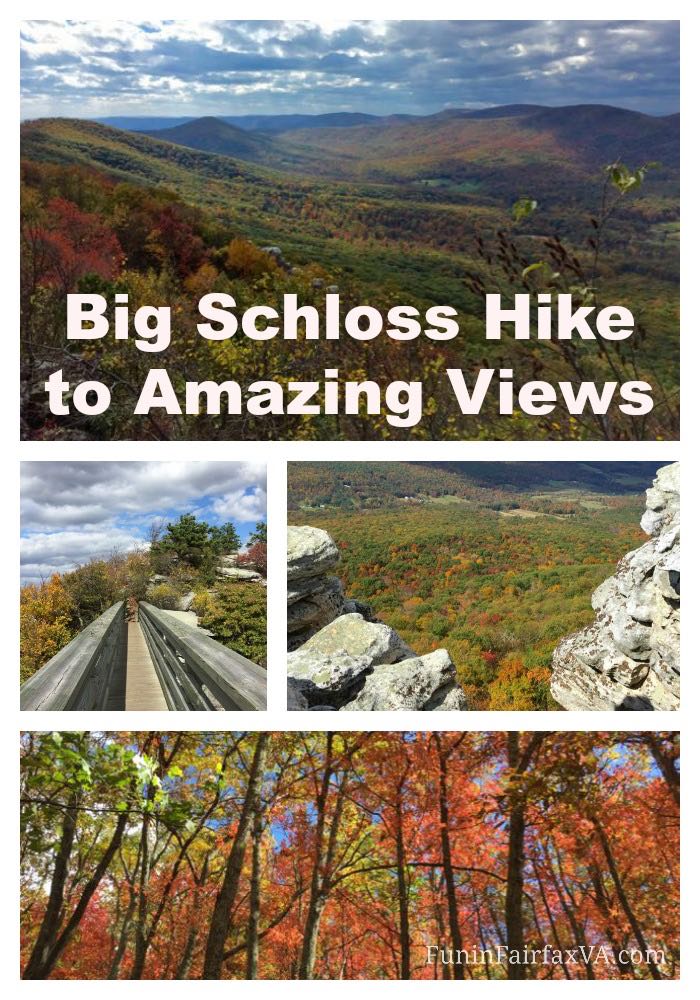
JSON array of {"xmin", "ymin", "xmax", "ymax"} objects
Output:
[
  {"xmin": 504, "ymin": 733, "xmax": 526, "ymax": 980},
  {"xmin": 395, "ymin": 785, "xmax": 411, "ymax": 979},
  {"xmin": 298, "ymin": 733, "xmax": 337, "ymax": 980},
  {"xmin": 174, "ymin": 856, "xmax": 210, "ymax": 980},
  {"xmin": 643, "ymin": 734, "xmax": 680, "ymax": 806},
  {"xmin": 299, "ymin": 780, "xmax": 346, "ymax": 978},
  {"xmin": 545, "ymin": 843, "xmax": 596, "ymax": 980},
  {"xmin": 433, "ymin": 734, "xmax": 464, "ymax": 980},
  {"xmin": 25, "ymin": 811, "xmax": 128, "ymax": 979},
  {"xmin": 202, "ymin": 732, "xmax": 270, "ymax": 980},
  {"xmin": 130, "ymin": 791, "xmax": 155, "ymax": 979},
  {"xmin": 108, "ymin": 877, "xmax": 138, "ymax": 979},
  {"xmin": 532, "ymin": 861, "xmax": 571, "ymax": 980},
  {"xmin": 503, "ymin": 732, "xmax": 545, "ymax": 980},
  {"xmin": 594, "ymin": 819, "xmax": 662, "ymax": 979},
  {"xmin": 246, "ymin": 797, "xmax": 264, "ymax": 979},
  {"xmin": 22, "ymin": 795, "xmax": 79, "ymax": 979}
]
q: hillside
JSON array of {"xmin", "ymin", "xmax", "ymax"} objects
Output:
[
  {"xmin": 140, "ymin": 115, "xmax": 335, "ymax": 174},
  {"xmin": 98, "ymin": 111, "xmax": 383, "ymax": 133},
  {"xmin": 104, "ymin": 104, "xmax": 679, "ymax": 177},
  {"xmin": 142, "ymin": 116, "xmax": 277, "ymax": 160},
  {"xmin": 20, "ymin": 112, "xmax": 679, "ymax": 441},
  {"xmin": 20, "ymin": 116, "xmax": 324, "ymax": 183},
  {"xmin": 288, "ymin": 461, "xmax": 666, "ymax": 512},
  {"xmin": 274, "ymin": 103, "xmax": 679, "ymax": 189}
]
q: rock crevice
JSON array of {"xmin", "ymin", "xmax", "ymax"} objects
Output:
[
  {"xmin": 287, "ymin": 525, "xmax": 468, "ymax": 711},
  {"xmin": 550, "ymin": 462, "xmax": 680, "ymax": 711}
]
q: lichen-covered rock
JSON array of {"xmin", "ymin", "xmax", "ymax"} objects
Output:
[
  {"xmin": 551, "ymin": 462, "xmax": 680, "ymax": 711},
  {"xmin": 287, "ymin": 526, "xmax": 339, "ymax": 581},
  {"xmin": 342, "ymin": 598, "xmax": 378, "ymax": 621},
  {"xmin": 295, "ymin": 613, "xmax": 414, "ymax": 665},
  {"xmin": 288, "ymin": 650, "xmax": 374, "ymax": 707},
  {"xmin": 339, "ymin": 649, "xmax": 469, "ymax": 712},
  {"xmin": 287, "ymin": 577, "xmax": 346, "ymax": 638},
  {"xmin": 216, "ymin": 566, "xmax": 262, "ymax": 581},
  {"xmin": 287, "ymin": 526, "xmax": 346, "ymax": 648},
  {"xmin": 287, "ymin": 681, "xmax": 309, "ymax": 711},
  {"xmin": 178, "ymin": 590, "xmax": 195, "ymax": 611}
]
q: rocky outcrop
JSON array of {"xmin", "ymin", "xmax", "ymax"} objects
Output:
[
  {"xmin": 551, "ymin": 462, "xmax": 679, "ymax": 711},
  {"xmin": 287, "ymin": 526, "xmax": 348, "ymax": 650},
  {"xmin": 287, "ymin": 526, "xmax": 468, "ymax": 711},
  {"xmin": 217, "ymin": 555, "xmax": 263, "ymax": 582}
]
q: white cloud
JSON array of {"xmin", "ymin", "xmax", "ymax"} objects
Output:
[
  {"xmin": 21, "ymin": 528, "xmax": 148, "ymax": 584},
  {"xmin": 211, "ymin": 486, "xmax": 267, "ymax": 522},
  {"xmin": 19, "ymin": 20, "xmax": 679, "ymax": 118},
  {"xmin": 20, "ymin": 461, "xmax": 267, "ymax": 584}
]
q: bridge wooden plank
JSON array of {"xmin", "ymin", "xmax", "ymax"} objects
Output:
[{"xmin": 125, "ymin": 620, "xmax": 168, "ymax": 711}]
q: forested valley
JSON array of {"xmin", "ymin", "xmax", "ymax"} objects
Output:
[
  {"xmin": 289, "ymin": 462, "xmax": 659, "ymax": 709},
  {"xmin": 20, "ymin": 105, "xmax": 679, "ymax": 441},
  {"xmin": 20, "ymin": 730, "xmax": 679, "ymax": 980}
]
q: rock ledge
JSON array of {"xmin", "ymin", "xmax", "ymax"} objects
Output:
[{"xmin": 550, "ymin": 463, "xmax": 680, "ymax": 711}]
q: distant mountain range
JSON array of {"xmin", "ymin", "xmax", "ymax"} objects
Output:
[
  {"xmin": 50, "ymin": 103, "xmax": 676, "ymax": 186},
  {"xmin": 98, "ymin": 111, "xmax": 385, "ymax": 132}
]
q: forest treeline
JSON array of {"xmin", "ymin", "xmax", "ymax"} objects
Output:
[
  {"xmin": 20, "ymin": 731, "xmax": 679, "ymax": 980},
  {"xmin": 20, "ymin": 515, "xmax": 267, "ymax": 680}
]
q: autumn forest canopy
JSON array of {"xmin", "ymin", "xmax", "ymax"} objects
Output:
[{"xmin": 20, "ymin": 730, "xmax": 679, "ymax": 980}]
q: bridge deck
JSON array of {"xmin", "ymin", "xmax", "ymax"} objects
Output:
[{"xmin": 125, "ymin": 619, "xmax": 168, "ymax": 711}]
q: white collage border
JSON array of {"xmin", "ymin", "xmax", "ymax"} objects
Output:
[{"xmin": 5, "ymin": 2, "xmax": 694, "ymax": 994}]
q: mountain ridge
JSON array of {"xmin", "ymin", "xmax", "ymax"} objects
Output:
[{"xmin": 22, "ymin": 105, "xmax": 679, "ymax": 184}]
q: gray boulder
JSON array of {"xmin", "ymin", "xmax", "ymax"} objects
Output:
[
  {"xmin": 287, "ymin": 577, "xmax": 346, "ymax": 639},
  {"xmin": 216, "ymin": 566, "xmax": 262, "ymax": 581},
  {"xmin": 178, "ymin": 590, "xmax": 196, "ymax": 611},
  {"xmin": 287, "ymin": 526, "xmax": 347, "ymax": 647},
  {"xmin": 288, "ymin": 650, "xmax": 374, "ymax": 706},
  {"xmin": 287, "ymin": 526, "xmax": 340, "ymax": 580},
  {"xmin": 339, "ymin": 649, "xmax": 468, "ymax": 712},
  {"xmin": 295, "ymin": 613, "xmax": 414, "ymax": 665},
  {"xmin": 286, "ymin": 525, "xmax": 468, "ymax": 711}
]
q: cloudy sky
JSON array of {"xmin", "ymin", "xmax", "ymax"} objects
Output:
[
  {"xmin": 20, "ymin": 462, "xmax": 266, "ymax": 585},
  {"xmin": 20, "ymin": 20, "xmax": 679, "ymax": 119}
]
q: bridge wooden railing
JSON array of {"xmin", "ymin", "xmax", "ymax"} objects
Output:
[
  {"xmin": 138, "ymin": 602, "xmax": 266, "ymax": 711},
  {"xmin": 20, "ymin": 602, "xmax": 127, "ymax": 711}
]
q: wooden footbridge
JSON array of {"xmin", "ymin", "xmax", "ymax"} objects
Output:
[{"xmin": 20, "ymin": 602, "xmax": 266, "ymax": 711}]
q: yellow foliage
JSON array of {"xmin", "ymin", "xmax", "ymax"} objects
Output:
[
  {"xmin": 225, "ymin": 239, "xmax": 278, "ymax": 279},
  {"xmin": 183, "ymin": 262, "xmax": 221, "ymax": 298},
  {"xmin": 20, "ymin": 575, "xmax": 75, "ymax": 682}
]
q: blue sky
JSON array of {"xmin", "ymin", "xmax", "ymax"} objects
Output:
[
  {"xmin": 20, "ymin": 461, "xmax": 266, "ymax": 584},
  {"xmin": 20, "ymin": 20, "xmax": 680, "ymax": 119}
]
